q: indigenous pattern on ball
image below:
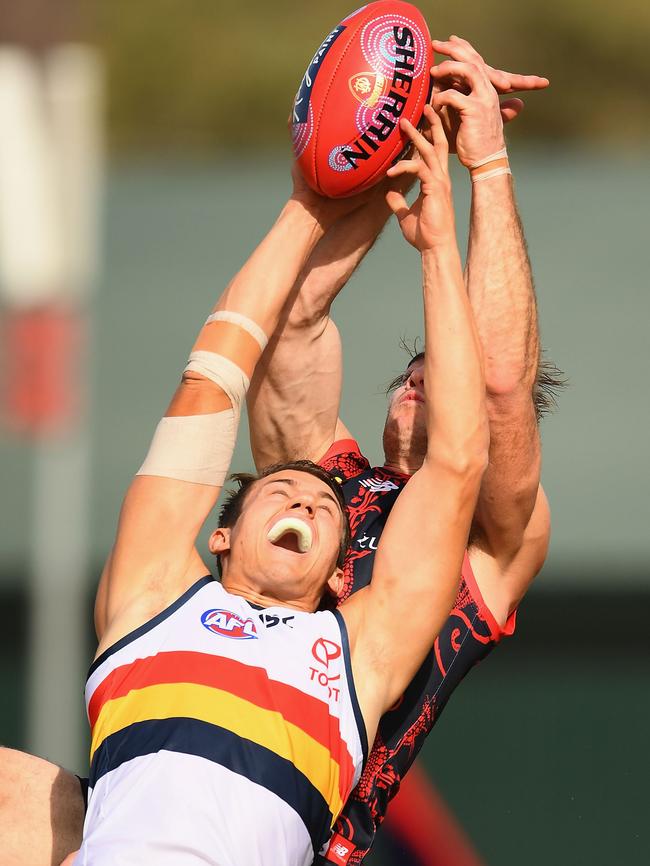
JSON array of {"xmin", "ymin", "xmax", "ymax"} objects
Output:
[
  {"xmin": 360, "ymin": 15, "xmax": 428, "ymax": 78},
  {"xmin": 290, "ymin": 1, "xmax": 432, "ymax": 198},
  {"xmin": 355, "ymin": 102, "xmax": 382, "ymax": 137},
  {"xmin": 292, "ymin": 102, "xmax": 314, "ymax": 159},
  {"xmin": 329, "ymin": 146, "xmax": 355, "ymax": 173}
]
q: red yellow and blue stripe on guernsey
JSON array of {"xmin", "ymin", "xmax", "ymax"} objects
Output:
[{"xmin": 84, "ymin": 577, "xmax": 366, "ymax": 858}]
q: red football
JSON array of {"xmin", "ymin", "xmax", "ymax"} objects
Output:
[{"xmin": 291, "ymin": 1, "xmax": 433, "ymax": 198}]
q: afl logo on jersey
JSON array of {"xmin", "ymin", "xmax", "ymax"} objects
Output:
[{"xmin": 201, "ymin": 609, "xmax": 259, "ymax": 640}]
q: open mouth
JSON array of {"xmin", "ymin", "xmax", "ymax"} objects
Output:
[{"xmin": 267, "ymin": 518, "xmax": 313, "ymax": 553}]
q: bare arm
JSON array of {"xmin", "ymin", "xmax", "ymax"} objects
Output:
[
  {"xmin": 466, "ymin": 174, "xmax": 543, "ymax": 563},
  {"xmin": 95, "ymin": 194, "xmax": 336, "ymax": 648},
  {"xmin": 341, "ymin": 110, "xmax": 489, "ymax": 737},
  {"xmin": 432, "ymin": 37, "xmax": 551, "ymax": 618},
  {"xmin": 248, "ymin": 50, "xmax": 548, "ymax": 472},
  {"xmin": 247, "ymin": 178, "xmax": 396, "ymax": 469}
]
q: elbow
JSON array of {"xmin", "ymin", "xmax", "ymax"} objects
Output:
[
  {"xmin": 425, "ymin": 388, "xmax": 490, "ymax": 489},
  {"xmin": 467, "ymin": 414, "xmax": 491, "ymax": 479},
  {"xmin": 458, "ymin": 447, "xmax": 490, "ymax": 487},
  {"xmin": 429, "ymin": 430, "xmax": 490, "ymax": 488},
  {"xmin": 484, "ymin": 356, "xmax": 538, "ymax": 403},
  {"xmin": 485, "ymin": 376, "xmax": 537, "ymax": 428},
  {"xmin": 455, "ymin": 450, "xmax": 489, "ymax": 512},
  {"xmin": 485, "ymin": 370, "xmax": 532, "ymax": 402}
]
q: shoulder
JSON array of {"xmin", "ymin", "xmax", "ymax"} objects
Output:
[{"xmin": 319, "ymin": 439, "xmax": 370, "ymax": 481}]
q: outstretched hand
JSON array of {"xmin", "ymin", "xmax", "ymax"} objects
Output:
[
  {"xmin": 290, "ymin": 150, "xmax": 418, "ymax": 247},
  {"xmin": 289, "ymin": 163, "xmax": 379, "ymax": 228},
  {"xmin": 385, "ymin": 106, "xmax": 456, "ymax": 253},
  {"xmin": 431, "ymin": 35, "xmax": 549, "ymax": 166}
]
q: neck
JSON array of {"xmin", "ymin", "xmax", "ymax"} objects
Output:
[
  {"xmin": 222, "ymin": 579, "xmax": 317, "ymax": 613},
  {"xmin": 382, "ymin": 440, "xmax": 425, "ymax": 476},
  {"xmin": 382, "ymin": 422, "xmax": 426, "ymax": 476}
]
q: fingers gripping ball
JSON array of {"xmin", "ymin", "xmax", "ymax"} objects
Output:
[{"xmin": 292, "ymin": 1, "xmax": 433, "ymax": 198}]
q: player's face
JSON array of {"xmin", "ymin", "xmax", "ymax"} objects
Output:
[
  {"xmin": 214, "ymin": 470, "xmax": 345, "ymax": 608},
  {"xmin": 382, "ymin": 358, "xmax": 428, "ymax": 461}
]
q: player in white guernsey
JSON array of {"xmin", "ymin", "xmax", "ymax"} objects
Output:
[{"xmin": 81, "ymin": 111, "xmax": 488, "ymax": 866}]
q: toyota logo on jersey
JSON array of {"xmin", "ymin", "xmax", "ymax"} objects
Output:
[
  {"xmin": 201, "ymin": 609, "xmax": 258, "ymax": 640},
  {"xmin": 312, "ymin": 637, "xmax": 341, "ymax": 667},
  {"xmin": 310, "ymin": 637, "xmax": 342, "ymax": 701}
]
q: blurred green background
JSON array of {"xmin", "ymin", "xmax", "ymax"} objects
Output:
[
  {"xmin": 95, "ymin": 0, "xmax": 650, "ymax": 151},
  {"xmin": 1, "ymin": 2, "xmax": 649, "ymax": 865}
]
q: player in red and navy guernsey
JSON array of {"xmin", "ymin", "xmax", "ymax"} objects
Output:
[
  {"xmin": 247, "ymin": 37, "xmax": 559, "ymax": 865},
  {"xmin": 314, "ymin": 427, "xmax": 515, "ymax": 864}
]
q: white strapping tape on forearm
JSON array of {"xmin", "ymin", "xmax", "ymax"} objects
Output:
[
  {"xmin": 137, "ymin": 410, "xmax": 236, "ymax": 487},
  {"xmin": 205, "ymin": 311, "xmax": 269, "ymax": 351},
  {"xmin": 137, "ymin": 350, "xmax": 250, "ymax": 486},
  {"xmin": 469, "ymin": 148, "xmax": 508, "ymax": 170},
  {"xmin": 471, "ymin": 166, "xmax": 512, "ymax": 183},
  {"xmin": 184, "ymin": 350, "xmax": 250, "ymax": 412}
]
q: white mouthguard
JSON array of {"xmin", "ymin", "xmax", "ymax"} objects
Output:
[{"xmin": 267, "ymin": 517, "xmax": 313, "ymax": 553}]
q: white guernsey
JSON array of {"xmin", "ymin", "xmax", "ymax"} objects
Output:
[{"xmin": 81, "ymin": 578, "xmax": 365, "ymax": 865}]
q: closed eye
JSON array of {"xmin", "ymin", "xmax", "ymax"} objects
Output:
[{"xmin": 264, "ymin": 485, "xmax": 290, "ymax": 500}]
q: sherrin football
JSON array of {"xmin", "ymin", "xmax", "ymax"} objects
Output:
[{"xmin": 291, "ymin": 1, "xmax": 433, "ymax": 198}]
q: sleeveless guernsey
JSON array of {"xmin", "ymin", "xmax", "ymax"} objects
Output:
[
  {"xmin": 317, "ymin": 440, "xmax": 516, "ymax": 865},
  {"xmin": 78, "ymin": 577, "xmax": 367, "ymax": 866}
]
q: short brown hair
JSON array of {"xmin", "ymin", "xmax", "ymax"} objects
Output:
[{"xmin": 216, "ymin": 460, "xmax": 350, "ymax": 575}]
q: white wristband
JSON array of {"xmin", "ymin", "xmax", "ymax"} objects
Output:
[
  {"xmin": 468, "ymin": 148, "xmax": 508, "ymax": 170},
  {"xmin": 471, "ymin": 166, "xmax": 512, "ymax": 184}
]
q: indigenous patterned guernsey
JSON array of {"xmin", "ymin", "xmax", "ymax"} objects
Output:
[
  {"xmin": 79, "ymin": 577, "xmax": 367, "ymax": 866},
  {"xmin": 318, "ymin": 441, "xmax": 516, "ymax": 865}
]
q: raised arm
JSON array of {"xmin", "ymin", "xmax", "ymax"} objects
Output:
[
  {"xmin": 432, "ymin": 36, "xmax": 552, "ymax": 620},
  {"xmin": 248, "ymin": 49, "xmax": 548, "ymax": 473},
  {"xmin": 342, "ymin": 108, "xmax": 489, "ymax": 735},
  {"xmin": 94, "ymin": 192, "xmax": 338, "ymax": 650},
  {"xmin": 247, "ymin": 174, "xmax": 396, "ymax": 469}
]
